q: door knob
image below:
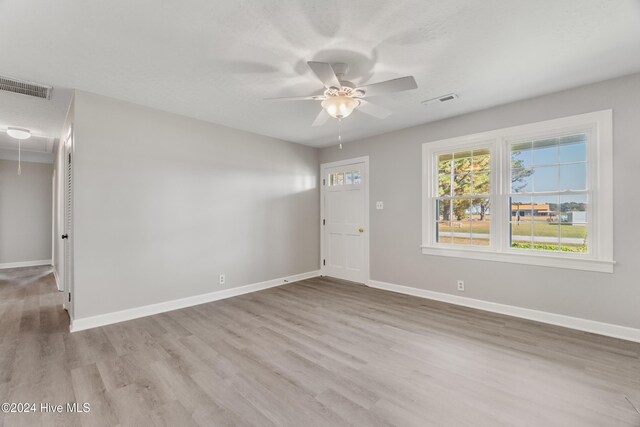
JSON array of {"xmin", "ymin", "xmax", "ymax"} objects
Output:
[
  {"xmin": 358, "ymin": 228, "xmax": 364, "ymax": 233},
  {"xmin": 61, "ymin": 234, "xmax": 68, "ymax": 239}
]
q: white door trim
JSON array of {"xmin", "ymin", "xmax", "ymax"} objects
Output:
[
  {"xmin": 320, "ymin": 156, "xmax": 370, "ymax": 284},
  {"xmin": 51, "ymin": 170, "xmax": 56, "ymax": 285},
  {"xmin": 62, "ymin": 126, "xmax": 75, "ymax": 319}
]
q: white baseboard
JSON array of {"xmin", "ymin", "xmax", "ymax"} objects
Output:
[
  {"xmin": 70, "ymin": 270, "xmax": 321, "ymax": 332},
  {"xmin": 52, "ymin": 267, "xmax": 62, "ymax": 292},
  {"xmin": 367, "ymin": 279, "xmax": 640, "ymax": 343},
  {"xmin": 0, "ymin": 259, "xmax": 52, "ymax": 270}
]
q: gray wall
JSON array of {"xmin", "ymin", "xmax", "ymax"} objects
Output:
[
  {"xmin": 0, "ymin": 159, "xmax": 53, "ymax": 264},
  {"xmin": 72, "ymin": 91, "xmax": 319, "ymax": 320},
  {"xmin": 320, "ymin": 72, "xmax": 640, "ymax": 329}
]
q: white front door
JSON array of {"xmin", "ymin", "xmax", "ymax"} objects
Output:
[{"xmin": 321, "ymin": 158, "xmax": 369, "ymax": 283}]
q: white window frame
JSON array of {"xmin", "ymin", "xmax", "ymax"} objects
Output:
[{"xmin": 421, "ymin": 110, "xmax": 614, "ymax": 273}]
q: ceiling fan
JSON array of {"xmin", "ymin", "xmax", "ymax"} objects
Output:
[{"xmin": 265, "ymin": 62, "xmax": 418, "ymax": 126}]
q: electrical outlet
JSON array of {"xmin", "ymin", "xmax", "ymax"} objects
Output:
[
  {"xmin": 376, "ymin": 201, "xmax": 384, "ymax": 210},
  {"xmin": 457, "ymin": 280, "xmax": 464, "ymax": 291},
  {"xmin": 219, "ymin": 274, "xmax": 225, "ymax": 285}
]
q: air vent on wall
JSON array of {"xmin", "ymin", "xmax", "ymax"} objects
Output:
[
  {"xmin": 0, "ymin": 75, "xmax": 52, "ymax": 99},
  {"xmin": 422, "ymin": 93, "xmax": 458, "ymax": 106}
]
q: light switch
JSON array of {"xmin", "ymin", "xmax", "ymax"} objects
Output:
[{"xmin": 376, "ymin": 201, "xmax": 384, "ymax": 210}]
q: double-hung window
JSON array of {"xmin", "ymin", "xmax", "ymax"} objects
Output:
[
  {"xmin": 435, "ymin": 146, "xmax": 493, "ymax": 247},
  {"xmin": 422, "ymin": 110, "xmax": 614, "ymax": 272}
]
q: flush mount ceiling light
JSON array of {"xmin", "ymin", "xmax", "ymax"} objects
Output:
[
  {"xmin": 6, "ymin": 127, "xmax": 31, "ymax": 140},
  {"xmin": 5, "ymin": 127, "xmax": 31, "ymax": 176}
]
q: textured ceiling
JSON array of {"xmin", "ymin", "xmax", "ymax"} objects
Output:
[
  {"xmin": 1, "ymin": 0, "xmax": 639, "ymax": 147},
  {"xmin": 0, "ymin": 87, "xmax": 72, "ymax": 138},
  {"xmin": 0, "ymin": 131, "xmax": 56, "ymax": 163},
  {"xmin": 0, "ymin": 133, "xmax": 54, "ymax": 153},
  {"xmin": 0, "ymin": 86, "xmax": 71, "ymax": 161}
]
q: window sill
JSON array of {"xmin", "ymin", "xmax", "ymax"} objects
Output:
[{"xmin": 420, "ymin": 245, "xmax": 615, "ymax": 273}]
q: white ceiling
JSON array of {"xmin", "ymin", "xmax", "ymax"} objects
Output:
[
  {"xmin": 0, "ymin": 133, "xmax": 57, "ymax": 163},
  {"xmin": 0, "ymin": 87, "xmax": 71, "ymax": 162},
  {"xmin": 1, "ymin": 0, "xmax": 639, "ymax": 147}
]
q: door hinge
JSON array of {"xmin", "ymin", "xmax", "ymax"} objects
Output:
[
  {"xmin": 68, "ymin": 293, "xmax": 71, "ymax": 302},
  {"xmin": 323, "ymin": 259, "xmax": 326, "ymax": 266}
]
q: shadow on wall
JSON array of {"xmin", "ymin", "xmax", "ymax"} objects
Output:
[{"xmin": 264, "ymin": 187, "xmax": 319, "ymax": 277}]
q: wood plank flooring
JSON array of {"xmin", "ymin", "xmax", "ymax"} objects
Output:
[{"xmin": 1, "ymin": 266, "xmax": 639, "ymax": 426}]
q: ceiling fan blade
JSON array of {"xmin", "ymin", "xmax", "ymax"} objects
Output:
[
  {"xmin": 312, "ymin": 109, "xmax": 330, "ymax": 127},
  {"xmin": 356, "ymin": 76, "xmax": 417, "ymax": 97},
  {"xmin": 307, "ymin": 61, "xmax": 342, "ymax": 89},
  {"xmin": 357, "ymin": 99, "xmax": 392, "ymax": 119},
  {"xmin": 264, "ymin": 95, "xmax": 324, "ymax": 102}
]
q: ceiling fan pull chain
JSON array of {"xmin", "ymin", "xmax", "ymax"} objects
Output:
[
  {"xmin": 338, "ymin": 118, "xmax": 343, "ymax": 150},
  {"xmin": 18, "ymin": 139, "xmax": 22, "ymax": 175}
]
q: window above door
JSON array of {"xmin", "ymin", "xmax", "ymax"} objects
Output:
[{"xmin": 328, "ymin": 170, "xmax": 362, "ymax": 186}]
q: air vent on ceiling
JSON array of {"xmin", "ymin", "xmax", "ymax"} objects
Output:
[
  {"xmin": 0, "ymin": 75, "xmax": 52, "ymax": 99},
  {"xmin": 422, "ymin": 93, "xmax": 458, "ymax": 106}
]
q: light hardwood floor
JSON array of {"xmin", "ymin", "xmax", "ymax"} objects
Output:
[{"xmin": 1, "ymin": 266, "xmax": 639, "ymax": 426}]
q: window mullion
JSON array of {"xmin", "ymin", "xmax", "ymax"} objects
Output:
[{"xmin": 496, "ymin": 138, "xmax": 506, "ymax": 253}]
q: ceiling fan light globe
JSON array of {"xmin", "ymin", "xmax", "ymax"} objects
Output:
[{"xmin": 321, "ymin": 96, "xmax": 359, "ymax": 119}]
